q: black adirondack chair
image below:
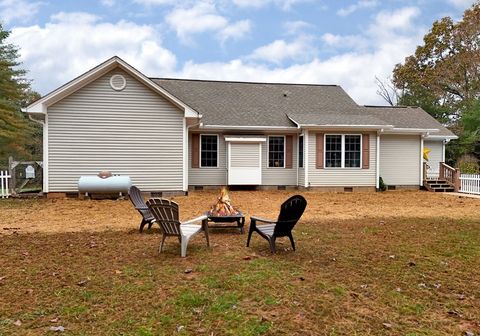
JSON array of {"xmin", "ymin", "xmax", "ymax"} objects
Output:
[
  {"xmin": 246, "ymin": 195, "xmax": 307, "ymax": 253},
  {"xmin": 129, "ymin": 186, "xmax": 156, "ymax": 232}
]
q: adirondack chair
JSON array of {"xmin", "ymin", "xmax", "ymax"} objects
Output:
[
  {"xmin": 246, "ymin": 195, "xmax": 307, "ymax": 253},
  {"xmin": 146, "ymin": 198, "xmax": 209, "ymax": 257},
  {"xmin": 129, "ymin": 186, "xmax": 156, "ymax": 232}
]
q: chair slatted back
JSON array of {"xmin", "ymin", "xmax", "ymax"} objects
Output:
[
  {"xmin": 129, "ymin": 186, "xmax": 151, "ymax": 218},
  {"xmin": 146, "ymin": 198, "xmax": 181, "ymax": 235},
  {"xmin": 274, "ymin": 195, "xmax": 307, "ymax": 235}
]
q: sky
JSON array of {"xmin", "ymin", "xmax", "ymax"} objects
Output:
[{"xmin": 2, "ymin": 0, "xmax": 477, "ymax": 105}]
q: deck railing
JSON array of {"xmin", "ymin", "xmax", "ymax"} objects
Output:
[
  {"xmin": 439, "ymin": 162, "xmax": 461, "ymax": 192},
  {"xmin": 0, "ymin": 170, "xmax": 11, "ymax": 199}
]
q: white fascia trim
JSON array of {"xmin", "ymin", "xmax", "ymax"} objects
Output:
[
  {"xmin": 301, "ymin": 124, "xmax": 394, "ymax": 130},
  {"xmin": 287, "ymin": 115, "xmax": 301, "ymax": 128},
  {"xmin": 224, "ymin": 136, "xmax": 267, "ymax": 142},
  {"xmin": 384, "ymin": 128, "xmax": 440, "ymax": 134},
  {"xmin": 425, "ymin": 134, "xmax": 458, "ymax": 140},
  {"xmin": 24, "ymin": 56, "xmax": 200, "ymax": 118},
  {"xmin": 201, "ymin": 125, "xmax": 299, "ymax": 131}
]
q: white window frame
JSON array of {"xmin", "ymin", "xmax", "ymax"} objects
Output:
[
  {"xmin": 267, "ymin": 135, "xmax": 286, "ymax": 168},
  {"xmin": 199, "ymin": 134, "xmax": 219, "ymax": 168},
  {"xmin": 324, "ymin": 134, "xmax": 362, "ymax": 169},
  {"xmin": 298, "ymin": 135, "xmax": 304, "ymax": 168}
]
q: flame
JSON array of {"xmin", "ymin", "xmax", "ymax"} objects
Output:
[{"xmin": 209, "ymin": 187, "xmax": 239, "ymax": 216}]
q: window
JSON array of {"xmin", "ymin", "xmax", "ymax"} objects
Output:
[
  {"xmin": 268, "ymin": 136, "xmax": 285, "ymax": 168},
  {"xmin": 298, "ymin": 135, "xmax": 304, "ymax": 168},
  {"xmin": 325, "ymin": 134, "xmax": 361, "ymax": 168},
  {"xmin": 325, "ymin": 135, "xmax": 342, "ymax": 168},
  {"xmin": 344, "ymin": 135, "xmax": 361, "ymax": 168},
  {"xmin": 200, "ymin": 135, "xmax": 218, "ymax": 167}
]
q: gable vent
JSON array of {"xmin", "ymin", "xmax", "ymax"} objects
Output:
[{"xmin": 110, "ymin": 74, "xmax": 127, "ymax": 91}]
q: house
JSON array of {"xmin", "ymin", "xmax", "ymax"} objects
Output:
[{"xmin": 24, "ymin": 56, "xmax": 457, "ymax": 196}]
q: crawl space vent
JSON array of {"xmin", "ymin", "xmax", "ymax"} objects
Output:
[{"xmin": 110, "ymin": 74, "xmax": 126, "ymax": 91}]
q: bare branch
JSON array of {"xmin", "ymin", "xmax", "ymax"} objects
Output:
[{"xmin": 375, "ymin": 76, "xmax": 399, "ymax": 106}]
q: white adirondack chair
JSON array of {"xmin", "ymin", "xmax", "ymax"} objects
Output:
[{"xmin": 146, "ymin": 198, "xmax": 209, "ymax": 257}]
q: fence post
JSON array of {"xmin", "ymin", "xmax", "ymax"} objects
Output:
[{"xmin": 8, "ymin": 156, "xmax": 16, "ymax": 196}]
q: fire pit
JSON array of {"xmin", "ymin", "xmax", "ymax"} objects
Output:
[{"xmin": 205, "ymin": 187, "xmax": 245, "ymax": 233}]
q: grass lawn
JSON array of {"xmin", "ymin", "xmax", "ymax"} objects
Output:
[{"xmin": 1, "ymin": 190, "xmax": 480, "ymax": 335}]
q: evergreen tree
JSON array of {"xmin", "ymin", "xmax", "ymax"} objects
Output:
[{"xmin": 0, "ymin": 23, "xmax": 38, "ymax": 164}]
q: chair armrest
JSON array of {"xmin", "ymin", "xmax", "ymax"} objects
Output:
[
  {"xmin": 182, "ymin": 214, "xmax": 208, "ymax": 225},
  {"xmin": 135, "ymin": 206, "xmax": 149, "ymax": 211},
  {"xmin": 250, "ymin": 216, "xmax": 276, "ymax": 224}
]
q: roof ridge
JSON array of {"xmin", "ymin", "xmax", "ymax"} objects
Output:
[{"xmin": 151, "ymin": 77, "xmax": 339, "ymax": 87}]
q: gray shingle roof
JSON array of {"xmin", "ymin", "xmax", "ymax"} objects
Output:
[
  {"xmin": 152, "ymin": 78, "xmax": 455, "ymax": 136},
  {"xmin": 362, "ymin": 106, "xmax": 454, "ymax": 136}
]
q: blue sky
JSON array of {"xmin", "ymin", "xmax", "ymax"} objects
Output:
[{"xmin": 1, "ymin": 0, "xmax": 475, "ymax": 104}]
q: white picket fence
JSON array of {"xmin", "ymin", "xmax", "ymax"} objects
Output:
[
  {"xmin": 459, "ymin": 174, "xmax": 480, "ymax": 195},
  {"xmin": 0, "ymin": 170, "xmax": 11, "ymax": 199}
]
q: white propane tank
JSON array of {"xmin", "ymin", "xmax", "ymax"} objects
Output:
[{"xmin": 78, "ymin": 175, "xmax": 132, "ymax": 194}]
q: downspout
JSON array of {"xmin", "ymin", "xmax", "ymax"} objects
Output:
[
  {"xmin": 420, "ymin": 133, "xmax": 427, "ymax": 186},
  {"xmin": 376, "ymin": 129, "xmax": 382, "ymax": 190},
  {"xmin": 28, "ymin": 114, "xmax": 48, "ymax": 193}
]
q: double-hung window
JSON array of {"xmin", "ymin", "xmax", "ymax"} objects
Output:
[
  {"xmin": 200, "ymin": 135, "xmax": 218, "ymax": 167},
  {"xmin": 325, "ymin": 134, "xmax": 361, "ymax": 168},
  {"xmin": 268, "ymin": 136, "xmax": 285, "ymax": 168}
]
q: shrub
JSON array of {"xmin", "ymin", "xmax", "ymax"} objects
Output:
[{"xmin": 457, "ymin": 154, "xmax": 480, "ymax": 174}]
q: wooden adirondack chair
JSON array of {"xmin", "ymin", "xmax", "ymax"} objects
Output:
[
  {"xmin": 246, "ymin": 195, "xmax": 307, "ymax": 253},
  {"xmin": 146, "ymin": 198, "xmax": 210, "ymax": 257},
  {"xmin": 129, "ymin": 186, "xmax": 156, "ymax": 232}
]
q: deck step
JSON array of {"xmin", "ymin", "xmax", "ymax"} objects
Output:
[{"xmin": 424, "ymin": 179, "xmax": 455, "ymax": 193}]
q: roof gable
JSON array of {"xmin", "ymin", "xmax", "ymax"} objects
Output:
[{"xmin": 25, "ymin": 56, "xmax": 199, "ymax": 117}]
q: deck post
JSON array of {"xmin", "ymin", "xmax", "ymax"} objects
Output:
[{"xmin": 454, "ymin": 168, "xmax": 461, "ymax": 192}]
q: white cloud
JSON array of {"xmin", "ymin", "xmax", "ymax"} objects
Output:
[
  {"xmin": 133, "ymin": 0, "xmax": 176, "ymax": 5},
  {"xmin": 0, "ymin": 0, "xmax": 43, "ymax": 25},
  {"xmin": 283, "ymin": 20, "xmax": 313, "ymax": 35},
  {"xmin": 165, "ymin": 2, "xmax": 251, "ymax": 44},
  {"xmin": 232, "ymin": 0, "xmax": 310, "ymax": 10},
  {"xmin": 101, "ymin": 0, "xmax": 116, "ymax": 7},
  {"xmin": 321, "ymin": 33, "xmax": 368, "ymax": 50},
  {"xmin": 248, "ymin": 35, "xmax": 315, "ymax": 64},
  {"xmin": 8, "ymin": 12, "xmax": 176, "ymax": 93},
  {"xmin": 165, "ymin": 2, "xmax": 228, "ymax": 43},
  {"xmin": 337, "ymin": 0, "xmax": 378, "ymax": 17},
  {"xmin": 218, "ymin": 19, "xmax": 251, "ymax": 43}
]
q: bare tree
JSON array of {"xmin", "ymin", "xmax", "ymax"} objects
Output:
[{"xmin": 375, "ymin": 76, "xmax": 399, "ymax": 106}]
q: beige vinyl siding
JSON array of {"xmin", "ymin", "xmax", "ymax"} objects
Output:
[
  {"xmin": 380, "ymin": 135, "xmax": 420, "ymax": 186},
  {"xmin": 188, "ymin": 133, "xmax": 227, "ymax": 185},
  {"xmin": 424, "ymin": 140, "xmax": 443, "ymax": 177},
  {"xmin": 262, "ymin": 136, "xmax": 297, "ymax": 185},
  {"xmin": 298, "ymin": 168, "xmax": 305, "ymax": 187},
  {"xmin": 308, "ymin": 132, "xmax": 376, "ymax": 186},
  {"xmin": 47, "ymin": 69, "xmax": 184, "ymax": 192}
]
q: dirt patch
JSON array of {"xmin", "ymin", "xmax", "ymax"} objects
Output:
[{"xmin": 0, "ymin": 190, "xmax": 479, "ymax": 234}]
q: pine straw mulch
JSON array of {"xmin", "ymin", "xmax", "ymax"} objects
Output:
[{"xmin": 0, "ymin": 190, "xmax": 480, "ymax": 335}]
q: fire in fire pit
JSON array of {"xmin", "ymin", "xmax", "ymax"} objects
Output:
[{"xmin": 209, "ymin": 187, "xmax": 240, "ymax": 216}]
